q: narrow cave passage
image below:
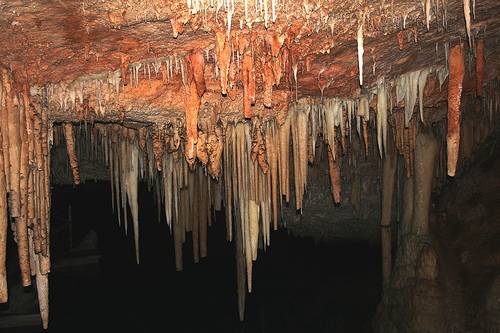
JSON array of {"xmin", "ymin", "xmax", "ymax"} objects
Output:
[{"xmin": 43, "ymin": 181, "xmax": 381, "ymax": 333}]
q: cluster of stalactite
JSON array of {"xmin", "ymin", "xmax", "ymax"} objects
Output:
[
  {"xmin": 30, "ymin": 26, "xmax": 298, "ymax": 149},
  {"xmin": 0, "ymin": 69, "xmax": 51, "ymax": 329},
  {"xmin": 48, "ymin": 93, "xmax": 385, "ymax": 320},
  {"xmin": 49, "ymin": 74, "xmax": 500, "ymax": 322}
]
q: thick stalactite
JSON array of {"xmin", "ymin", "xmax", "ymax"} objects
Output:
[
  {"xmin": 447, "ymin": 44, "xmax": 465, "ymax": 177},
  {"xmin": 0, "ymin": 67, "xmax": 52, "ymax": 329},
  {"xmin": 63, "ymin": 123, "xmax": 81, "ymax": 185}
]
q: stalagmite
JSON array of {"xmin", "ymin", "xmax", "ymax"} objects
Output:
[
  {"xmin": 380, "ymin": 136, "xmax": 397, "ymax": 286},
  {"xmin": 63, "ymin": 123, "xmax": 81, "ymax": 185},
  {"xmin": 447, "ymin": 44, "xmax": 465, "ymax": 177},
  {"xmin": 400, "ymin": 174, "xmax": 414, "ymax": 238},
  {"xmin": 476, "ymin": 40, "xmax": 485, "ymax": 97}
]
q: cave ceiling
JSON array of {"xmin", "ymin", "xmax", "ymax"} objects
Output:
[{"xmin": 1, "ymin": 0, "xmax": 499, "ymax": 124}]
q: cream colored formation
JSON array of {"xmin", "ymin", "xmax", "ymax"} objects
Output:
[{"xmin": 0, "ymin": 69, "xmax": 51, "ymax": 329}]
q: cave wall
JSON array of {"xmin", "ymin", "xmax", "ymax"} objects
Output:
[{"xmin": 374, "ymin": 104, "xmax": 500, "ymax": 333}]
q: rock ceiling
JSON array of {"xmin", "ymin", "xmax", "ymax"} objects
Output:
[{"xmin": 0, "ymin": 0, "xmax": 499, "ymax": 124}]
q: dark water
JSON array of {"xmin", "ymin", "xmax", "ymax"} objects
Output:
[{"xmin": 43, "ymin": 182, "xmax": 381, "ymax": 333}]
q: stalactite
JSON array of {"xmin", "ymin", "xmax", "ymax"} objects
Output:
[
  {"xmin": 0, "ymin": 81, "xmax": 10, "ymax": 194},
  {"xmin": 447, "ymin": 44, "xmax": 465, "ymax": 177},
  {"xmin": 173, "ymin": 154, "xmax": 183, "ymax": 271},
  {"xmin": 242, "ymin": 51, "xmax": 254, "ymax": 118},
  {"xmin": 279, "ymin": 113, "xmax": 291, "ymax": 202},
  {"xmin": 323, "ymin": 99, "xmax": 340, "ymax": 161},
  {"xmin": 125, "ymin": 136, "xmax": 140, "ymax": 264},
  {"xmin": 251, "ymin": 121, "xmax": 259, "ymax": 162},
  {"xmin": 291, "ymin": 104, "xmax": 309, "ymax": 210},
  {"xmin": 327, "ymin": 144, "xmax": 341, "ymax": 204},
  {"xmin": 476, "ymin": 40, "xmax": 484, "ymax": 97},
  {"xmin": 292, "ymin": 58, "xmax": 299, "ymax": 101},
  {"xmin": 357, "ymin": 14, "xmax": 365, "ymax": 86},
  {"xmin": 358, "ymin": 96, "xmax": 370, "ymax": 157},
  {"xmin": 418, "ymin": 69, "xmax": 431, "ymax": 123},
  {"xmin": 393, "ymin": 110, "xmax": 417, "ymax": 177},
  {"xmin": 35, "ymin": 260, "xmax": 49, "ymax": 330},
  {"xmin": 215, "ymin": 31, "xmax": 231, "ymax": 95},
  {"xmin": 184, "ymin": 70, "xmax": 201, "ymax": 167},
  {"xmin": 207, "ymin": 126, "xmax": 224, "ymax": 178},
  {"xmin": 340, "ymin": 104, "xmax": 347, "ymax": 153},
  {"xmin": 2, "ymin": 69, "xmax": 21, "ymax": 218},
  {"xmin": 425, "ymin": 0, "xmax": 431, "ymax": 31},
  {"xmin": 262, "ymin": 55, "xmax": 275, "ymax": 108},
  {"xmin": 396, "ymin": 70, "xmax": 419, "ymax": 127},
  {"xmin": 152, "ymin": 124, "xmax": 164, "ymax": 171},
  {"xmin": 376, "ymin": 80, "xmax": 388, "ymax": 158},
  {"xmin": 170, "ymin": 18, "xmax": 184, "ymax": 38},
  {"xmin": 463, "ymin": 0, "xmax": 472, "ymax": 47},
  {"xmin": 189, "ymin": 50, "xmax": 206, "ymax": 97},
  {"xmin": 197, "ymin": 131, "xmax": 209, "ymax": 165},
  {"xmin": 224, "ymin": 126, "xmax": 233, "ymax": 241},
  {"xmin": 199, "ymin": 169, "xmax": 208, "ymax": 258},
  {"xmin": 249, "ymin": 200, "xmax": 259, "ymax": 261},
  {"xmin": 63, "ymin": 123, "xmax": 81, "ymax": 185},
  {"xmin": 0, "ymin": 121, "xmax": 7, "ymax": 303},
  {"xmin": 397, "ymin": 31, "xmax": 404, "ymax": 50},
  {"xmin": 18, "ymin": 89, "xmax": 31, "ymax": 287}
]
